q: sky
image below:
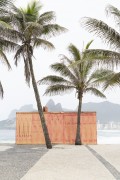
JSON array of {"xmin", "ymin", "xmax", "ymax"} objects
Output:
[{"xmin": 0, "ymin": 0, "xmax": 120, "ymax": 120}]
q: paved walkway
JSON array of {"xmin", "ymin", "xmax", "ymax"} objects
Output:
[
  {"xmin": 21, "ymin": 145, "xmax": 120, "ymax": 180},
  {"xmin": 0, "ymin": 144, "xmax": 48, "ymax": 180}
]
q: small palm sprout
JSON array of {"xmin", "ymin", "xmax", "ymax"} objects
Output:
[{"xmin": 38, "ymin": 41, "xmax": 106, "ymax": 145}]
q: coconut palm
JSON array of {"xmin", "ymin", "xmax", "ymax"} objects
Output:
[
  {"xmin": 38, "ymin": 41, "xmax": 106, "ymax": 145},
  {"xmin": 0, "ymin": 0, "xmax": 66, "ymax": 149}
]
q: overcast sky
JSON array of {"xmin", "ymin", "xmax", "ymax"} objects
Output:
[{"xmin": 0, "ymin": 0, "xmax": 120, "ymax": 120}]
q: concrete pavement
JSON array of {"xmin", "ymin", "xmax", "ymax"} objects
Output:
[{"xmin": 21, "ymin": 145, "xmax": 120, "ymax": 180}]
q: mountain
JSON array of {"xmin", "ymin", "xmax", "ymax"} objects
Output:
[
  {"xmin": 46, "ymin": 99, "xmax": 72, "ymax": 112},
  {"xmin": 0, "ymin": 104, "xmax": 36, "ymax": 129},
  {"xmin": 0, "ymin": 100, "xmax": 120, "ymax": 129},
  {"xmin": 82, "ymin": 101, "xmax": 120, "ymax": 124}
]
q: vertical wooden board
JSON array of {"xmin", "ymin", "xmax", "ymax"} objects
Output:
[
  {"xmin": 46, "ymin": 113, "xmax": 64, "ymax": 144},
  {"xmin": 63, "ymin": 113, "xmax": 77, "ymax": 144},
  {"xmin": 16, "ymin": 113, "xmax": 32, "ymax": 144},
  {"xmin": 80, "ymin": 112, "xmax": 97, "ymax": 144},
  {"xmin": 44, "ymin": 113, "xmax": 54, "ymax": 142},
  {"xmin": 32, "ymin": 113, "xmax": 45, "ymax": 144}
]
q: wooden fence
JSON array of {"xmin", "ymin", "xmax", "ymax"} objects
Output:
[{"xmin": 16, "ymin": 112, "xmax": 97, "ymax": 144}]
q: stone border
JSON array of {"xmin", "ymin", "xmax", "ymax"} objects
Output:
[{"xmin": 86, "ymin": 145, "xmax": 120, "ymax": 180}]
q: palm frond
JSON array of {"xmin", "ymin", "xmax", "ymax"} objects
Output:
[
  {"xmin": 87, "ymin": 69, "xmax": 114, "ymax": 87},
  {"xmin": 81, "ymin": 17, "xmax": 120, "ymax": 49},
  {"xmin": 68, "ymin": 44, "xmax": 81, "ymax": 61},
  {"xmin": 14, "ymin": 45, "xmax": 25, "ymax": 66},
  {"xmin": 103, "ymin": 72, "xmax": 120, "ymax": 90},
  {"xmin": 41, "ymin": 24, "xmax": 67, "ymax": 38},
  {"xmin": 33, "ymin": 38, "xmax": 54, "ymax": 50},
  {"xmin": 84, "ymin": 49, "xmax": 120, "ymax": 67},
  {"xmin": 44, "ymin": 84, "xmax": 74, "ymax": 96},
  {"xmin": 24, "ymin": 22, "xmax": 43, "ymax": 38},
  {"xmin": 85, "ymin": 39, "xmax": 94, "ymax": 50},
  {"xmin": 38, "ymin": 75, "xmax": 72, "ymax": 85},
  {"xmin": 0, "ymin": 38, "xmax": 19, "ymax": 52},
  {"xmin": 50, "ymin": 63, "xmax": 78, "ymax": 83},
  {"xmin": 0, "ymin": 50, "xmax": 11, "ymax": 69},
  {"xmin": 106, "ymin": 5, "xmax": 120, "ymax": 28},
  {"xmin": 85, "ymin": 87, "xmax": 106, "ymax": 98},
  {"xmin": 0, "ymin": 81, "xmax": 3, "ymax": 99},
  {"xmin": 38, "ymin": 11, "xmax": 55, "ymax": 25},
  {"xmin": 21, "ymin": 0, "xmax": 42, "ymax": 21}
]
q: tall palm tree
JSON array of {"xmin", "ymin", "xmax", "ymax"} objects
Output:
[
  {"xmin": 38, "ymin": 41, "xmax": 106, "ymax": 145},
  {"xmin": 0, "ymin": 0, "xmax": 66, "ymax": 149}
]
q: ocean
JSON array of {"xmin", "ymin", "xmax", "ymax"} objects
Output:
[{"xmin": 0, "ymin": 129, "xmax": 120, "ymax": 144}]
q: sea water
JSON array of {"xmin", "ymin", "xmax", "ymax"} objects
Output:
[
  {"xmin": 0, "ymin": 129, "xmax": 120, "ymax": 144},
  {"xmin": 0, "ymin": 129, "xmax": 15, "ymax": 143}
]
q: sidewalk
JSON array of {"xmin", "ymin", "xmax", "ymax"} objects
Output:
[{"xmin": 21, "ymin": 145, "xmax": 120, "ymax": 180}]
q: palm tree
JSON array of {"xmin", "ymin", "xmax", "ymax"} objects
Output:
[
  {"xmin": 0, "ymin": 0, "xmax": 66, "ymax": 149},
  {"xmin": 81, "ymin": 4, "xmax": 120, "ymax": 81},
  {"xmin": 38, "ymin": 41, "xmax": 106, "ymax": 145},
  {"xmin": 0, "ymin": 0, "xmax": 14, "ymax": 98}
]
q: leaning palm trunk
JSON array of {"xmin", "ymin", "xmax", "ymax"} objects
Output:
[
  {"xmin": 28, "ymin": 53, "xmax": 52, "ymax": 149},
  {"xmin": 75, "ymin": 92, "xmax": 82, "ymax": 145}
]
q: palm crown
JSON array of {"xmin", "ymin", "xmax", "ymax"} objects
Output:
[
  {"xmin": 38, "ymin": 41, "xmax": 106, "ymax": 99},
  {"xmin": 0, "ymin": 0, "xmax": 66, "ymax": 85}
]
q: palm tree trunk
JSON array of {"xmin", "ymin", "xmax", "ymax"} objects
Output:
[
  {"xmin": 28, "ymin": 54, "xmax": 52, "ymax": 149},
  {"xmin": 75, "ymin": 92, "xmax": 82, "ymax": 145}
]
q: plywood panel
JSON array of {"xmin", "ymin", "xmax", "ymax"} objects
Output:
[
  {"xmin": 32, "ymin": 113, "xmax": 45, "ymax": 144},
  {"xmin": 81, "ymin": 113, "xmax": 97, "ymax": 144},
  {"xmin": 45, "ymin": 113, "xmax": 64, "ymax": 143},
  {"xmin": 16, "ymin": 113, "xmax": 32, "ymax": 144},
  {"xmin": 63, "ymin": 114, "xmax": 77, "ymax": 144},
  {"xmin": 16, "ymin": 112, "xmax": 97, "ymax": 145}
]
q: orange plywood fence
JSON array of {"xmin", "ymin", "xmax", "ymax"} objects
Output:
[
  {"xmin": 80, "ymin": 112, "xmax": 97, "ymax": 144},
  {"xmin": 16, "ymin": 112, "xmax": 97, "ymax": 145},
  {"xmin": 63, "ymin": 113, "xmax": 77, "ymax": 144},
  {"xmin": 45, "ymin": 113, "xmax": 64, "ymax": 144},
  {"xmin": 16, "ymin": 113, "xmax": 32, "ymax": 144}
]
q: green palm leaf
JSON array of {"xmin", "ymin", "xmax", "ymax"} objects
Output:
[
  {"xmin": 50, "ymin": 63, "xmax": 78, "ymax": 83},
  {"xmin": 41, "ymin": 24, "xmax": 67, "ymax": 38},
  {"xmin": 82, "ymin": 17, "xmax": 120, "ymax": 49},
  {"xmin": 68, "ymin": 44, "xmax": 81, "ymax": 61},
  {"xmin": 38, "ymin": 75, "xmax": 72, "ymax": 85},
  {"xmin": 33, "ymin": 38, "xmax": 54, "ymax": 50},
  {"xmin": 44, "ymin": 84, "xmax": 74, "ymax": 96},
  {"xmin": 0, "ymin": 50, "xmax": 11, "ymax": 69},
  {"xmin": 38, "ymin": 11, "xmax": 55, "ymax": 24},
  {"xmin": 85, "ymin": 87, "xmax": 106, "ymax": 98}
]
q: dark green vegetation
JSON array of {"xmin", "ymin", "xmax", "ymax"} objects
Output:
[{"xmin": 38, "ymin": 41, "xmax": 106, "ymax": 145}]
